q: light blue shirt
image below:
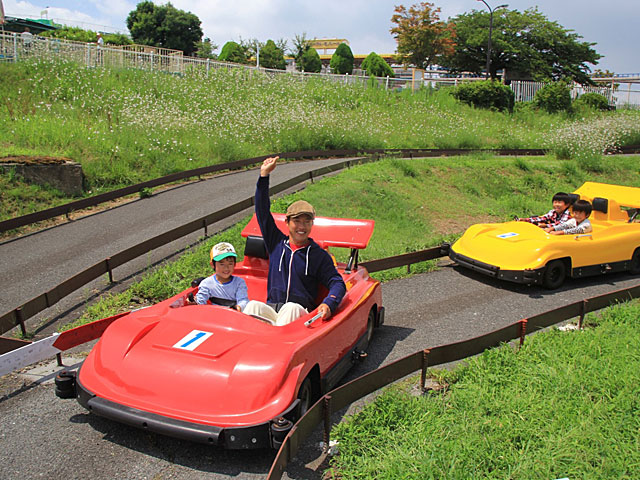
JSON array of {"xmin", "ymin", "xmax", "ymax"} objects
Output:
[{"xmin": 195, "ymin": 275, "xmax": 249, "ymax": 310}]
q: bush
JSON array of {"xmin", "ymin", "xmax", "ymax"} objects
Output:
[
  {"xmin": 259, "ymin": 40, "xmax": 286, "ymax": 70},
  {"xmin": 573, "ymin": 92, "xmax": 610, "ymax": 111},
  {"xmin": 361, "ymin": 52, "xmax": 394, "ymax": 78},
  {"xmin": 533, "ymin": 81, "xmax": 572, "ymax": 113},
  {"xmin": 218, "ymin": 41, "xmax": 247, "ymax": 64},
  {"xmin": 451, "ymin": 80, "xmax": 514, "ymax": 112},
  {"xmin": 300, "ymin": 47, "xmax": 322, "ymax": 73},
  {"xmin": 329, "ymin": 43, "xmax": 354, "ymax": 74}
]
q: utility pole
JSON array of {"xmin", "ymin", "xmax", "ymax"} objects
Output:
[{"xmin": 477, "ymin": 0, "xmax": 508, "ymax": 79}]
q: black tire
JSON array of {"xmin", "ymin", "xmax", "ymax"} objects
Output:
[
  {"xmin": 542, "ymin": 260, "xmax": 566, "ymax": 290},
  {"xmin": 365, "ymin": 307, "xmax": 375, "ymax": 347},
  {"xmin": 54, "ymin": 371, "xmax": 76, "ymax": 399},
  {"xmin": 630, "ymin": 249, "xmax": 640, "ymax": 275},
  {"xmin": 296, "ymin": 378, "xmax": 313, "ymax": 418}
]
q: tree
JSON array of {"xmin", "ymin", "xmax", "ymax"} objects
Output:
[
  {"xmin": 259, "ymin": 39, "xmax": 286, "ymax": 70},
  {"xmin": 218, "ymin": 41, "xmax": 248, "ymax": 64},
  {"xmin": 195, "ymin": 37, "xmax": 217, "ymax": 59},
  {"xmin": 445, "ymin": 8, "xmax": 601, "ymax": 85},
  {"xmin": 300, "ymin": 47, "xmax": 322, "ymax": 73},
  {"xmin": 126, "ymin": 1, "xmax": 203, "ymax": 56},
  {"xmin": 390, "ymin": 2, "xmax": 455, "ymax": 69},
  {"xmin": 361, "ymin": 52, "xmax": 395, "ymax": 78},
  {"xmin": 291, "ymin": 32, "xmax": 311, "ymax": 71},
  {"xmin": 330, "ymin": 43, "xmax": 354, "ymax": 74}
]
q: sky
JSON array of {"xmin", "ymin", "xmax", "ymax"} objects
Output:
[{"xmin": 2, "ymin": 0, "xmax": 638, "ymax": 73}]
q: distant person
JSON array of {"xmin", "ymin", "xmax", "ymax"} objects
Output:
[
  {"xmin": 194, "ymin": 242, "xmax": 249, "ymax": 311},
  {"xmin": 243, "ymin": 156, "xmax": 346, "ymax": 326},
  {"xmin": 21, "ymin": 27, "xmax": 33, "ymax": 52},
  {"xmin": 516, "ymin": 192, "xmax": 572, "ymax": 228},
  {"xmin": 96, "ymin": 33, "xmax": 104, "ymax": 64},
  {"xmin": 546, "ymin": 200, "xmax": 593, "ymax": 235}
]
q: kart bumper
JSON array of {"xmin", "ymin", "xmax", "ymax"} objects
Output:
[
  {"xmin": 449, "ymin": 249, "xmax": 544, "ymax": 285},
  {"xmin": 75, "ymin": 374, "xmax": 297, "ymax": 449}
]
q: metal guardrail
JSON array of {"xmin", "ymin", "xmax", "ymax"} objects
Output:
[
  {"xmin": 266, "ymin": 283, "xmax": 640, "ymax": 479},
  {"xmin": 0, "ymin": 147, "xmax": 551, "ymax": 234},
  {"xmin": 5, "ymin": 144, "xmax": 640, "ymax": 235}
]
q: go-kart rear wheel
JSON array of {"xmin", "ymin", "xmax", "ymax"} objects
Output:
[
  {"xmin": 365, "ymin": 307, "xmax": 375, "ymax": 347},
  {"xmin": 630, "ymin": 248, "xmax": 640, "ymax": 275},
  {"xmin": 297, "ymin": 378, "xmax": 313, "ymax": 417},
  {"xmin": 542, "ymin": 260, "xmax": 566, "ymax": 290}
]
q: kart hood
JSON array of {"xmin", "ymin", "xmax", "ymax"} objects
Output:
[
  {"xmin": 451, "ymin": 221, "xmax": 563, "ymax": 270},
  {"xmin": 78, "ymin": 303, "xmax": 302, "ymax": 427}
]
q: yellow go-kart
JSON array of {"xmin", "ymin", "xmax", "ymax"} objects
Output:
[{"xmin": 449, "ymin": 182, "xmax": 640, "ymax": 289}]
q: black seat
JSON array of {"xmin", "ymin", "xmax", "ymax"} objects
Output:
[
  {"xmin": 592, "ymin": 197, "xmax": 608, "ymax": 214},
  {"xmin": 567, "ymin": 193, "xmax": 580, "ymax": 205},
  {"xmin": 245, "ymin": 235, "xmax": 269, "ymax": 259}
]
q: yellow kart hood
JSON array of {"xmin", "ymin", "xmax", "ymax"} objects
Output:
[{"xmin": 451, "ymin": 221, "xmax": 563, "ymax": 270}]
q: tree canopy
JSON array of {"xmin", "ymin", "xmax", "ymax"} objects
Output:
[
  {"xmin": 300, "ymin": 47, "xmax": 322, "ymax": 73},
  {"xmin": 126, "ymin": 1, "xmax": 203, "ymax": 56},
  {"xmin": 218, "ymin": 41, "xmax": 248, "ymax": 64},
  {"xmin": 361, "ymin": 52, "xmax": 394, "ymax": 78},
  {"xmin": 330, "ymin": 43, "xmax": 354, "ymax": 74},
  {"xmin": 260, "ymin": 39, "xmax": 286, "ymax": 70},
  {"xmin": 445, "ymin": 8, "xmax": 601, "ymax": 85},
  {"xmin": 390, "ymin": 2, "xmax": 455, "ymax": 69}
]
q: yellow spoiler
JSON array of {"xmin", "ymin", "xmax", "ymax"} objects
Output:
[{"xmin": 574, "ymin": 182, "xmax": 640, "ymax": 208}]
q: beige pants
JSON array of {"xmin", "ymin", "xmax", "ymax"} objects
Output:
[{"xmin": 243, "ymin": 301, "xmax": 308, "ymax": 326}]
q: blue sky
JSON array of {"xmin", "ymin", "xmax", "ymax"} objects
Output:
[{"xmin": 3, "ymin": 0, "xmax": 637, "ymax": 73}]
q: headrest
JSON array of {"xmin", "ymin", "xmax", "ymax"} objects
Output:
[
  {"xmin": 592, "ymin": 197, "xmax": 608, "ymax": 214},
  {"xmin": 245, "ymin": 235, "xmax": 269, "ymax": 259},
  {"xmin": 567, "ymin": 193, "xmax": 580, "ymax": 205}
]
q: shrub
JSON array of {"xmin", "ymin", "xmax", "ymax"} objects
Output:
[
  {"xmin": 573, "ymin": 92, "xmax": 610, "ymax": 111},
  {"xmin": 533, "ymin": 81, "xmax": 572, "ymax": 113},
  {"xmin": 259, "ymin": 40, "xmax": 286, "ymax": 70},
  {"xmin": 361, "ymin": 52, "xmax": 394, "ymax": 78},
  {"xmin": 300, "ymin": 47, "xmax": 322, "ymax": 73},
  {"xmin": 218, "ymin": 41, "xmax": 247, "ymax": 64},
  {"xmin": 451, "ymin": 80, "xmax": 514, "ymax": 112},
  {"xmin": 329, "ymin": 43, "xmax": 354, "ymax": 74}
]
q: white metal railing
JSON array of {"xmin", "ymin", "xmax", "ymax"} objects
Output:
[{"xmin": 2, "ymin": 31, "xmax": 634, "ymax": 106}]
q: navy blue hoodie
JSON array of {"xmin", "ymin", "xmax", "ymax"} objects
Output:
[{"xmin": 255, "ymin": 175, "xmax": 346, "ymax": 312}]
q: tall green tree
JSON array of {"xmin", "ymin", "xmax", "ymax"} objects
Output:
[
  {"xmin": 218, "ymin": 41, "xmax": 248, "ymax": 64},
  {"xmin": 300, "ymin": 47, "xmax": 322, "ymax": 73},
  {"xmin": 330, "ymin": 43, "xmax": 354, "ymax": 74},
  {"xmin": 291, "ymin": 32, "xmax": 311, "ymax": 71},
  {"xmin": 259, "ymin": 39, "xmax": 286, "ymax": 70},
  {"xmin": 361, "ymin": 52, "xmax": 394, "ymax": 78},
  {"xmin": 445, "ymin": 8, "xmax": 601, "ymax": 84},
  {"xmin": 126, "ymin": 1, "xmax": 203, "ymax": 56},
  {"xmin": 390, "ymin": 2, "xmax": 455, "ymax": 69},
  {"xmin": 195, "ymin": 37, "xmax": 217, "ymax": 59}
]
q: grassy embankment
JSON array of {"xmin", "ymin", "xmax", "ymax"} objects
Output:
[
  {"xmin": 2, "ymin": 58, "xmax": 640, "ymax": 221},
  {"xmin": 63, "ymin": 154, "xmax": 640, "ymax": 330},
  {"xmin": 328, "ymin": 299, "xmax": 640, "ymax": 479}
]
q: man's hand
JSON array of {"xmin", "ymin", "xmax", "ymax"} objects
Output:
[
  {"xmin": 261, "ymin": 156, "xmax": 279, "ymax": 177},
  {"xmin": 317, "ymin": 303, "xmax": 331, "ymax": 320}
]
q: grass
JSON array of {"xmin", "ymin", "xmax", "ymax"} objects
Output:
[
  {"xmin": 329, "ymin": 299, "xmax": 640, "ymax": 479},
  {"xmin": 60, "ymin": 154, "xmax": 640, "ymax": 330},
  {"xmin": 2, "ymin": 59, "xmax": 640, "ymax": 222}
]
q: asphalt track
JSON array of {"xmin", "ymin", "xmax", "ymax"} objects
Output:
[{"xmin": 1, "ymin": 159, "xmax": 640, "ymax": 479}]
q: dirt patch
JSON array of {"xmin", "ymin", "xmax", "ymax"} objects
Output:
[
  {"xmin": 432, "ymin": 214, "xmax": 496, "ymax": 235},
  {"xmin": 0, "ymin": 155, "xmax": 74, "ymax": 165}
]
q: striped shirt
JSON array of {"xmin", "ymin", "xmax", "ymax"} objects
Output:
[{"xmin": 553, "ymin": 218, "xmax": 592, "ymax": 235}]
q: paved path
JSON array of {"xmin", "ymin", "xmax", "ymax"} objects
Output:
[
  {"xmin": 1, "ymin": 262, "xmax": 639, "ymax": 479},
  {"xmin": 1, "ymin": 157, "xmax": 640, "ymax": 479},
  {"xmin": 0, "ymin": 158, "xmax": 349, "ymax": 334}
]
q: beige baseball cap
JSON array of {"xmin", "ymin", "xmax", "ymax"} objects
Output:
[
  {"xmin": 210, "ymin": 242, "xmax": 237, "ymax": 262},
  {"xmin": 286, "ymin": 200, "xmax": 316, "ymax": 219}
]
